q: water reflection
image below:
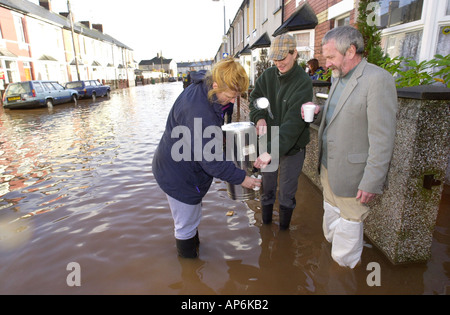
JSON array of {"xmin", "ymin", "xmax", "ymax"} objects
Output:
[{"xmin": 0, "ymin": 82, "xmax": 448, "ymax": 295}]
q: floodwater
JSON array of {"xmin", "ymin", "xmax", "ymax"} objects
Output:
[{"xmin": 0, "ymin": 82, "xmax": 448, "ymax": 295}]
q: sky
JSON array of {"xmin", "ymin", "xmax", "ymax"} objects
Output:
[{"xmin": 43, "ymin": 0, "xmax": 243, "ymax": 62}]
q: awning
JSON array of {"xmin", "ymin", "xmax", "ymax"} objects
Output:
[
  {"xmin": 70, "ymin": 58, "xmax": 84, "ymax": 65},
  {"xmin": 272, "ymin": 2, "xmax": 318, "ymax": 37},
  {"xmin": 39, "ymin": 54, "xmax": 58, "ymax": 61},
  {"xmin": 240, "ymin": 44, "xmax": 251, "ymax": 55},
  {"xmin": 250, "ymin": 32, "xmax": 271, "ymax": 49},
  {"xmin": 0, "ymin": 48, "xmax": 17, "ymax": 58},
  {"xmin": 235, "ymin": 45, "xmax": 251, "ymax": 58}
]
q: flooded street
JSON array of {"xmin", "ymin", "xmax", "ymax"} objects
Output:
[{"xmin": 0, "ymin": 82, "xmax": 448, "ymax": 295}]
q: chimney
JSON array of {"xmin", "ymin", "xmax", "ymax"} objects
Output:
[
  {"xmin": 80, "ymin": 21, "xmax": 91, "ymax": 29},
  {"xmin": 92, "ymin": 24, "xmax": 103, "ymax": 33},
  {"xmin": 39, "ymin": 0, "xmax": 52, "ymax": 11}
]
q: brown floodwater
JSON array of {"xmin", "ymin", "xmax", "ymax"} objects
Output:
[{"xmin": 0, "ymin": 82, "xmax": 448, "ymax": 295}]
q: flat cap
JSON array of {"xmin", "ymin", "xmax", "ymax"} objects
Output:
[{"xmin": 268, "ymin": 34, "xmax": 297, "ymax": 61}]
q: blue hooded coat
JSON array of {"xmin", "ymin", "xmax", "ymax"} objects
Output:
[{"xmin": 152, "ymin": 71, "xmax": 246, "ymax": 205}]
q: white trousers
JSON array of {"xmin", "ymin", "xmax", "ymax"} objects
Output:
[
  {"xmin": 320, "ymin": 166, "xmax": 367, "ymax": 269},
  {"xmin": 166, "ymin": 194, "xmax": 202, "ymax": 240}
]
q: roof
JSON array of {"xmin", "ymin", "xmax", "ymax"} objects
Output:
[
  {"xmin": 0, "ymin": 0, "xmax": 132, "ymax": 50},
  {"xmin": 139, "ymin": 57, "xmax": 173, "ymax": 65}
]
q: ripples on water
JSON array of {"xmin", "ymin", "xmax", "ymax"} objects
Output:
[{"xmin": 0, "ymin": 82, "xmax": 448, "ymax": 295}]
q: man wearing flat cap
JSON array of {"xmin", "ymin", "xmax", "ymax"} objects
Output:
[{"xmin": 250, "ymin": 33, "xmax": 313, "ymax": 230}]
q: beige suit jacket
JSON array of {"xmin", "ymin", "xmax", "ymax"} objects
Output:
[{"xmin": 318, "ymin": 59, "xmax": 398, "ymax": 197}]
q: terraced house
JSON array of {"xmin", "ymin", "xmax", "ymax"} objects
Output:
[
  {"xmin": 217, "ymin": 0, "xmax": 450, "ymax": 85},
  {"xmin": 0, "ymin": 0, "xmax": 135, "ymax": 101}
]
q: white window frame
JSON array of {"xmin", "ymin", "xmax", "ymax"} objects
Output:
[
  {"xmin": 334, "ymin": 13, "xmax": 351, "ymax": 28},
  {"xmin": 291, "ymin": 30, "xmax": 315, "ymax": 63},
  {"xmin": 380, "ymin": 0, "xmax": 450, "ymax": 61},
  {"xmin": 2, "ymin": 59, "xmax": 20, "ymax": 83},
  {"xmin": 12, "ymin": 14, "xmax": 27, "ymax": 50}
]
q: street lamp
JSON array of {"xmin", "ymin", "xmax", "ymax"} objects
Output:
[
  {"xmin": 213, "ymin": 0, "xmax": 228, "ymax": 58},
  {"xmin": 67, "ymin": 0, "xmax": 80, "ymax": 80}
]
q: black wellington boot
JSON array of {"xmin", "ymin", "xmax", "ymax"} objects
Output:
[
  {"xmin": 194, "ymin": 230, "xmax": 200, "ymax": 248},
  {"xmin": 261, "ymin": 204, "xmax": 274, "ymax": 224},
  {"xmin": 279, "ymin": 205, "xmax": 294, "ymax": 230},
  {"xmin": 176, "ymin": 236, "xmax": 198, "ymax": 258}
]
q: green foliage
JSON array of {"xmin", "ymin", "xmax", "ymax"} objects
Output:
[
  {"xmin": 318, "ymin": 68, "xmax": 332, "ymax": 82},
  {"xmin": 428, "ymin": 54, "xmax": 450, "ymax": 88},
  {"xmin": 255, "ymin": 48, "xmax": 272, "ymax": 81},
  {"xmin": 379, "ymin": 54, "xmax": 450, "ymax": 88}
]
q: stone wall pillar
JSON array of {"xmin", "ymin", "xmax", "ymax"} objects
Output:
[{"xmin": 364, "ymin": 86, "xmax": 450, "ymax": 264}]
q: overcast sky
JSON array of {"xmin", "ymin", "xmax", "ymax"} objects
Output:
[{"xmin": 42, "ymin": 0, "xmax": 243, "ymax": 62}]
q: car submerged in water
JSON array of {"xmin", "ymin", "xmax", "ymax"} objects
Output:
[
  {"xmin": 2, "ymin": 80, "xmax": 79, "ymax": 109},
  {"xmin": 65, "ymin": 80, "xmax": 110, "ymax": 99}
]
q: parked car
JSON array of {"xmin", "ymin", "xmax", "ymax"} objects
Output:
[
  {"xmin": 65, "ymin": 80, "xmax": 110, "ymax": 99},
  {"xmin": 2, "ymin": 80, "xmax": 79, "ymax": 109}
]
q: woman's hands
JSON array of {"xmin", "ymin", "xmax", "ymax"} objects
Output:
[
  {"xmin": 241, "ymin": 175, "xmax": 261, "ymax": 190},
  {"xmin": 240, "ymin": 153, "xmax": 271, "ymax": 189}
]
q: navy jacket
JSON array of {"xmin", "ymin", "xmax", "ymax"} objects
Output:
[{"xmin": 152, "ymin": 71, "xmax": 246, "ymax": 205}]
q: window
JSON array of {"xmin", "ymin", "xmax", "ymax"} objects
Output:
[
  {"xmin": 247, "ymin": 5, "xmax": 250, "ymax": 36},
  {"xmin": 379, "ymin": 0, "xmax": 424, "ymax": 29},
  {"xmin": 293, "ymin": 31, "xmax": 314, "ymax": 62},
  {"xmin": 274, "ymin": 0, "xmax": 282, "ymax": 12},
  {"xmin": 447, "ymin": 0, "xmax": 450, "ymax": 16},
  {"xmin": 384, "ymin": 29, "xmax": 423, "ymax": 61},
  {"xmin": 43, "ymin": 82, "xmax": 56, "ymax": 91},
  {"xmin": 262, "ymin": 0, "xmax": 268, "ymax": 23},
  {"xmin": 436, "ymin": 26, "xmax": 450, "ymax": 56},
  {"xmin": 5, "ymin": 82, "xmax": 30, "ymax": 96},
  {"xmin": 66, "ymin": 82, "xmax": 82, "ymax": 89},
  {"xmin": 253, "ymin": 0, "xmax": 256, "ymax": 30},
  {"xmin": 13, "ymin": 16, "xmax": 26, "ymax": 43},
  {"xmin": 34, "ymin": 83, "xmax": 44, "ymax": 93},
  {"xmin": 5, "ymin": 60, "xmax": 18, "ymax": 83},
  {"xmin": 335, "ymin": 15, "xmax": 350, "ymax": 27},
  {"xmin": 51, "ymin": 83, "xmax": 64, "ymax": 90}
]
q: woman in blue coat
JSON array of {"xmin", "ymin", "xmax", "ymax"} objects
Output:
[{"xmin": 152, "ymin": 58, "xmax": 265, "ymax": 258}]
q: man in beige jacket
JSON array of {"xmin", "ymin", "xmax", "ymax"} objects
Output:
[{"xmin": 302, "ymin": 26, "xmax": 398, "ymax": 268}]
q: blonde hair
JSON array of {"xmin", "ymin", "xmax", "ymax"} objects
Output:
[{"xmin": 207, "ymin": 57, "xmax": 249, "ymax": 101}]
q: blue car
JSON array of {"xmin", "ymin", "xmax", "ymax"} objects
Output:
[
  {"xmin": 2, "ymin": 80, "xmax": 79, "ymax": 109},
  {"xmin": 65, "ymin": 80, "xmax": 110, "ymax": 99}
]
